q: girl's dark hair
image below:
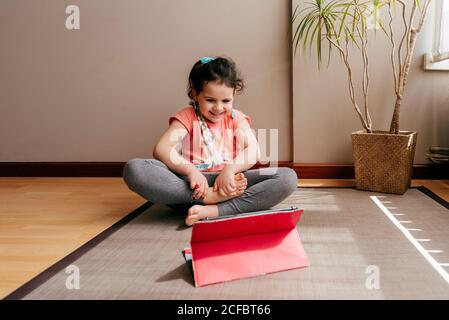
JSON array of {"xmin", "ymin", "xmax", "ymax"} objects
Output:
[{"xmin": 187, "ymin": 56, "xmax": 245, "ymax": 102}]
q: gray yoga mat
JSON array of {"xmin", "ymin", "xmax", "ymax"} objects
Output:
[{"xmin": 6, "ymin": 187, "xmax": 449, "ymax": 299}]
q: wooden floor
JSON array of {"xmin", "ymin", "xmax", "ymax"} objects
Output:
[{"xmin": 0, "ymin": 177, "xmax": 447, "ymax": 299}]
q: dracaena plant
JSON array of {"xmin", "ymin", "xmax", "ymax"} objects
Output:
[{"xmin": 292, "ymin": 0, "xmax": 432, "ymax": 134}]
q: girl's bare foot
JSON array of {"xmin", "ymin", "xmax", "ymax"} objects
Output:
[
  {"xmin": 202, "ymin": 173, "xmax": 247, "ymax": 205},
  {"xmin": 185, "ymin": 204, "xmax": 219, "ymax": 226},
  {"xmin": 185, "ymin": 174, "xmax": 248, "ymax": 226}
]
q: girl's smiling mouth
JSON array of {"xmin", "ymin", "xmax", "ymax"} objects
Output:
[{"xmin": 209, "ymin": 111, "xmax": 224, "ymax": 117}]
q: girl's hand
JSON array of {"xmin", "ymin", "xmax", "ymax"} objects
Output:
[
  {"xmin": 213, "ymin": 167, "xmax": 237, "ymax": 196},
  {"xmin": 187, "ymin": 168, "xmax": 208, "ymax": 200}
]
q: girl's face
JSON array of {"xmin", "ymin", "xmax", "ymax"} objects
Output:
[{"xmin": 193, "ymin": 81, "xmax": 235, "ymax": 123}]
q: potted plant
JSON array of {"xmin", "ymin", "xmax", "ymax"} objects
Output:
[{"xmin": 292, "ymin": 0, "xmax": 432, "ymax": 194}]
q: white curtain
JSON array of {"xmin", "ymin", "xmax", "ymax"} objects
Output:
[{"xmin": 435, "ymin": 0, "xmax": 449, "ymax": 55}]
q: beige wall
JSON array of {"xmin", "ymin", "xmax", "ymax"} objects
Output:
[
  {"xmin": 2, "ymin": 1, "xmax": 447, "ymax": 165},
  {"xmin": 292, "ymin": 0, "xmax": 449, "ymax": 164},
  {"xmin": 0, "ymin": 0, "xmax": 293, "ymax": 162}
]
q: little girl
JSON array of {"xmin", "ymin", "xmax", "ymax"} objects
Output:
[{"xmin": 123, "ymin": 56, "xmax": 298, "ymax": 226}]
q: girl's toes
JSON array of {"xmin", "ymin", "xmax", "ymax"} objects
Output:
[
  {"xmin": 185, "ymin": 206, "xmax": 201, "ymax": 226},
  {"xmin": 187, "ymin": 205, "xmax": 199, "ymax": 216},
  {"xmin": 237, "ymin": 178, "xmax": 247, "ymax": 188},
  {"xmin": 235, "ymin": 173, "xmax": 244, "ymax": 181},
  {"xmin": 185, "ymin": 215, "xmax": 198, "ymax": 226}
]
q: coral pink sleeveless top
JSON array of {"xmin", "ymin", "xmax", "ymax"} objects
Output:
[{"xmin": 168, "ymin": 106, "xmax": 251, "ymax": 172}]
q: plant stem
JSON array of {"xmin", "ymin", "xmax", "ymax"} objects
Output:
[
  {"xmin": 357, "ymin": 22, "xmax": 372, "ymax": 131},
  {"xmin": 326, "ymin": 35, "xmax": 371, "ymax": 132},
  {"xmin": 387, "ymin": 3, "xmax": 398, "ymax": 95},
  {"xmin": 390, "ymin": 0, "xmax": 431, "ymax": 134}
]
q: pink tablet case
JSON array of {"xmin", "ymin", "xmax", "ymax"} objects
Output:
[{"xmin": 185, "ymin": 207, "xmax": 309, "ymax": 287}]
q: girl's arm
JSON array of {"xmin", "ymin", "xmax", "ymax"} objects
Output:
[
  {"xmin": 153, "ymin": 120, "xmax": 197, "ymax": 176},
  {"xmin": 153, "ymin": 120, "xmax": 208, "ymax": 199},
  {"xmin": 223, "ymin": 119, "xmax": 261, "ymax": 174}
]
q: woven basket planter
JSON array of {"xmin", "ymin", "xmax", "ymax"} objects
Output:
[{"xmin": 351, "ymin": 130, "xmax": 417, "ymax": 194}]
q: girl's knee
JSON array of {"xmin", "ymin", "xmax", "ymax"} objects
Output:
[
  {"xmin": 277, "ymin": 167, "xmax": 298, "ymax": 197},
  {"xmin": 123, "ymin": 159, "xmax": 165, "ymax": 182},
  {"xmin": 122, "ymin": 158, "xmax": 145, "ymax": 189}
]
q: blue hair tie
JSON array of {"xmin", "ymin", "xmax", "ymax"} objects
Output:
[{"xmin": 200, "ymin": 57, "xmax": 215, "ymax": 64}]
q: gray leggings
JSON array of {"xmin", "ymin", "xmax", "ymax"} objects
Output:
[{"xmin": 122, "ymin": 158, "xmax": 298, "ymax": 216}]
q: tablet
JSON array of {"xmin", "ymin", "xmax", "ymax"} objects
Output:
[{"xmin": 185, "ymin": 206, "xmax": 309, "ymax": 287}]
